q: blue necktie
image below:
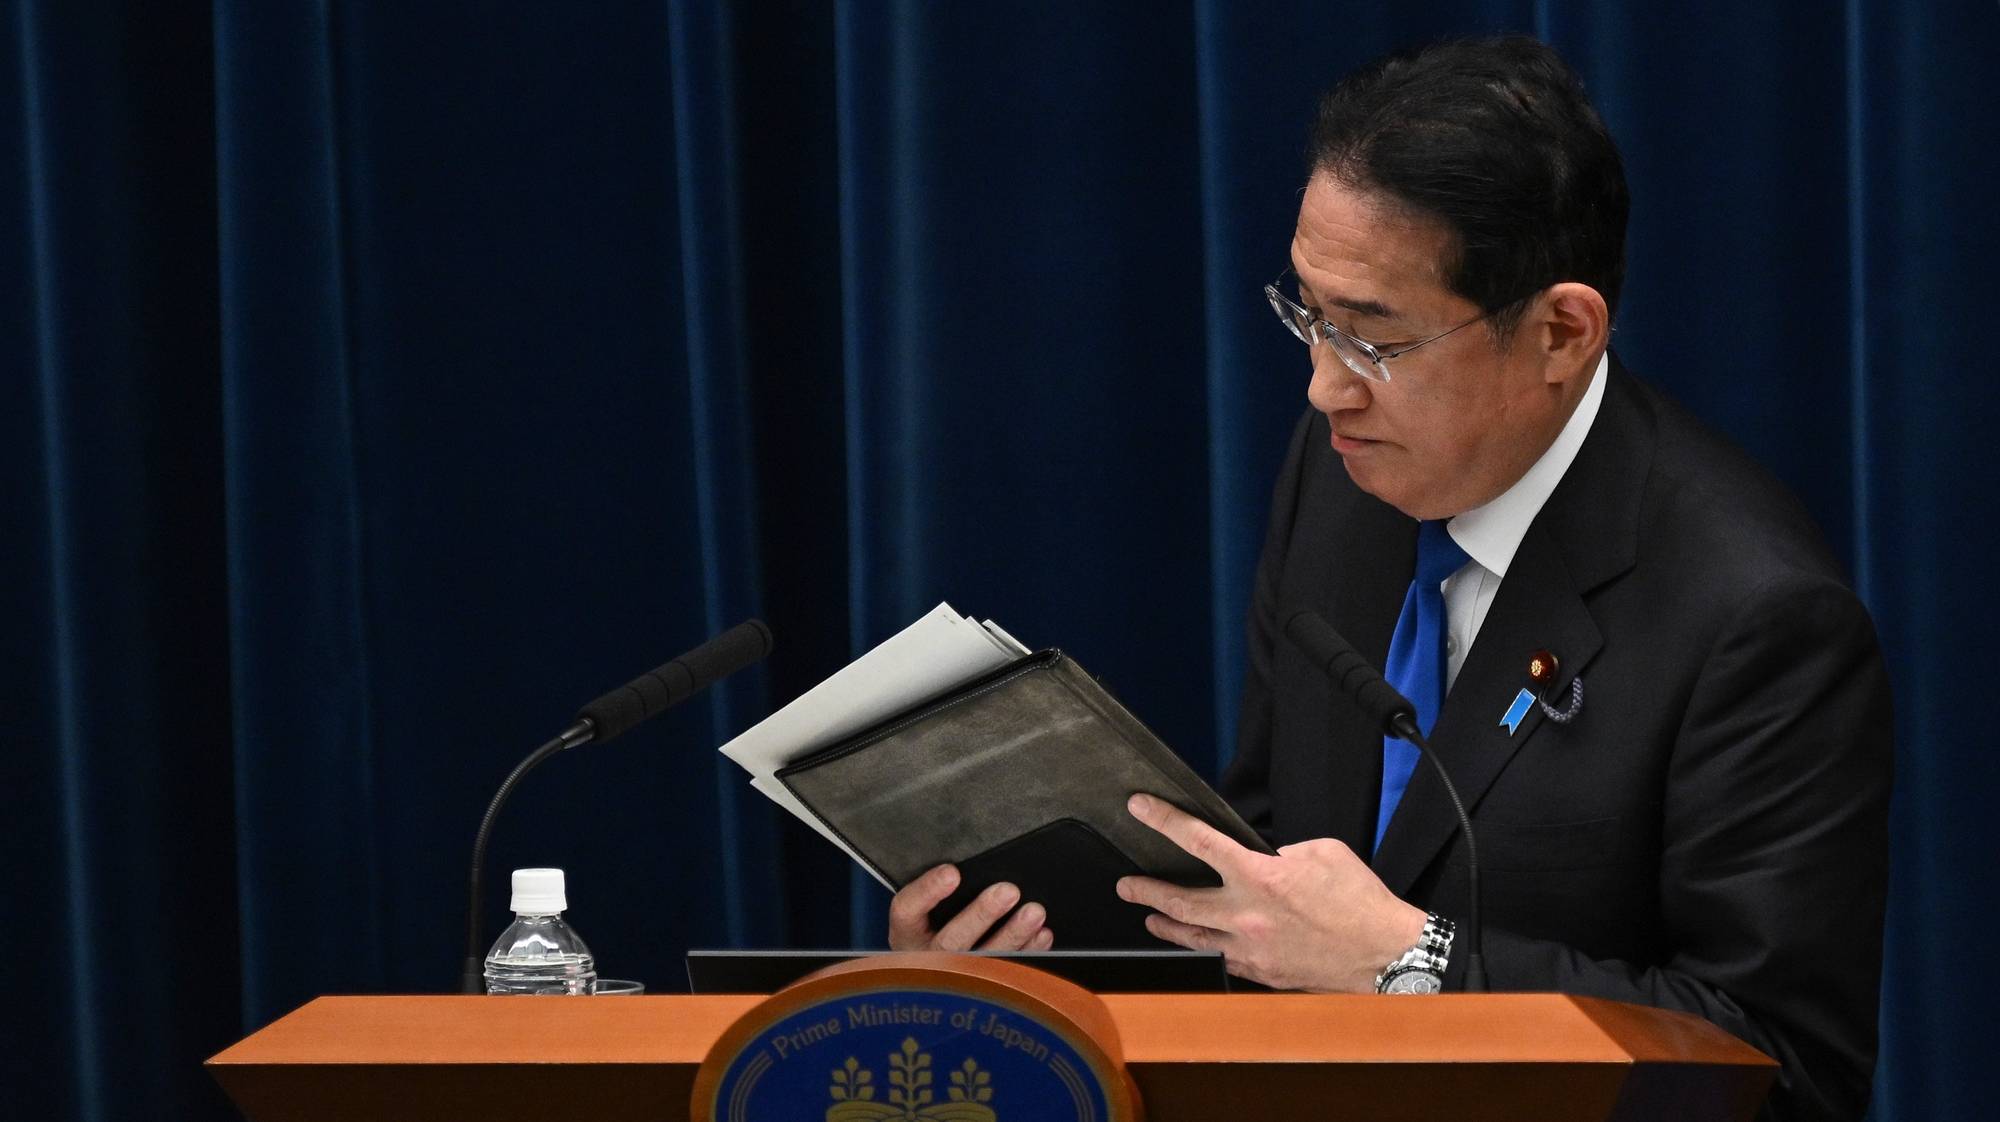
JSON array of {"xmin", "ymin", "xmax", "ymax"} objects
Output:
[{"xmin": 1374, "ymin": 519, "xmax": 1470, "ymax": 854}]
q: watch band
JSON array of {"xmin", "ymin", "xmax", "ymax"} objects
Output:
[{"xmin": 1375, "ymin": 912, "xmax": 1456, "ymax": 993}]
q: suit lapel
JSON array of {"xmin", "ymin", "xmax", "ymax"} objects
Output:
[{"xmin": 1369, "ymin": 357, "xmax": 1652, "ymax": 894}]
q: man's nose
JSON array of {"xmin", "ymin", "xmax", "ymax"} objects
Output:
[{"xmin": 1306, "ymin": 343, "xmax": 1370, "ymax": 413}]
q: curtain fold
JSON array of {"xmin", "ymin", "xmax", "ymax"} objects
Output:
[
  {"xmin": 4, "ymin": 3, "xmax": 238, "ymax": 1118},
  {"xmin": 1848, "ymin": 4, "xmax": 2000, "ymax": 1120},
  {"xmin": 662, "ymin": 0, "xmax": 774, "ymax": 950},
  {"xmin": 214, "ymin": 0, "xmax": 384, "ymax": 1024},
  {"xmin": 5, "ymin": 3, "xmax": 1995, "ymax": 1120}
]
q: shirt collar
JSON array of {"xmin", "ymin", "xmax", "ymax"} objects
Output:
[{"xmin": 1448, "ymin": 351, "xmax": 1608, "ymax": 578}]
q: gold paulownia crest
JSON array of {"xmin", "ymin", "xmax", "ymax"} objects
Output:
[{"xmin": 827, "ymin": 1036, "xmax": 997, "ymax": 1122}]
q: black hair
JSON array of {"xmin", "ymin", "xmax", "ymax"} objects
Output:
[{"xmin": 1307, "ymin": 35, "xmax": 1629, "ymax": 334}]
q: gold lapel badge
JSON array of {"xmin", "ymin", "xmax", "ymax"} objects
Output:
[{"xmin": 1529, "ymin": 649, "xmax": 1583, "ymax": 725}]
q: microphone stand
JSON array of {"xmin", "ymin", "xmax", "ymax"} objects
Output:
[
  {"xmin": 1390, "ymin": 713, "xmax": 1487, "ymax": 993},
  {"xmin": 459, "ymin": 720, "xmax": 595, "ymax": 994}
]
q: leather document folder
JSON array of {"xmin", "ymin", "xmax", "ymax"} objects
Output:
[{"xmin": 776, "ymin": 649, "xmax": 1273, "ymax": 947}]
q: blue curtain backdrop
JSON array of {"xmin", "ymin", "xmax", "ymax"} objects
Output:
[{"xmin": 5, "ymin": 2, "xmax": 1994, "ymax": 1119}]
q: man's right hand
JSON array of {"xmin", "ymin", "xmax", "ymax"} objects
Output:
[{"xmin": 887, "ymin": 864, "xmax": 1056, "ymax": 952}]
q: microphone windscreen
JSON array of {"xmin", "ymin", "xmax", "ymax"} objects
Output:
[
  {"xmin": 1283, "ymin": 609, "xmax": 1415, "ymax": 735},
  {"xmin": 680, "ymin": 618, "xmax": 773, "ymax": 689},
  {"xmin": 576, "ymin": 619, "xmax": 773, "ymax": 743}
]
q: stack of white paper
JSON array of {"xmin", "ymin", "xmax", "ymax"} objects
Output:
[{"xmin": 718, "ymin": 602, "xmax": 1030, "ymax": 886}]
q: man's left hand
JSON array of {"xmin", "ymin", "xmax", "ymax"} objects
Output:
[{"xmin": 1117, "ymin": 792, "xmax": 1428, "ymax": 992}]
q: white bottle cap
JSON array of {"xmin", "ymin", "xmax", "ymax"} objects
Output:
[{"xmin": 509, "ymin": 868, "xmax": 568, "ymax": 915}]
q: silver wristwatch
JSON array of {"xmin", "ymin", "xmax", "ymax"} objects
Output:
[{"xmin": 1375, "ymin": 913, "xmax": 1456, "ymax": 994}]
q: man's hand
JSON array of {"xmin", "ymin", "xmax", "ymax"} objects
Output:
[
  {"xmin": 1117, "ymin": 793, "xmax": 1426, "ymax": 992},
  {"xmin": 887, "ymin": 864, "xmax": 1056, "ymax": 952}
]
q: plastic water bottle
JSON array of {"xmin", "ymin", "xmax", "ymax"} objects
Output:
[{"xmin": 483, "ymin": 868, "xmax": 598, "ymax": 995}]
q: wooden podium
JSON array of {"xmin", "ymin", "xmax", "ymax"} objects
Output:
[{"xmin": 208, "ymin": 979, "xmax": 1775, "ymax": 1120}]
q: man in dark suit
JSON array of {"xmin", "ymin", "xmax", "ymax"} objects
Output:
[{"xmin": 889, "ymin": 36, "xmax": 1891, "ymax": 1122}]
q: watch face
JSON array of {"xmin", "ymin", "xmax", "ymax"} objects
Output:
[{"xmin": 1383, "ymin": 968, "xmax": 1443, "ymax": 995}]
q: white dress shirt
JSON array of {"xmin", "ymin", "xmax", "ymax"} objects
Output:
[{"xmin": 1441, "ymin": 352, "xmax": 1608, "ymax": 691}]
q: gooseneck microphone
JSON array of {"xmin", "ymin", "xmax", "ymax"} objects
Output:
[
  {"xmin": 1283, "ymin": 609, "xmax": 1487, "ymax": 992},
  {"xmin": 458, "ymin": 619, "xmax": 773, "ymax": 993}
]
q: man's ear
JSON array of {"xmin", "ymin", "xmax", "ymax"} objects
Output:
[{"xmin": 1536, "ymin": 282, "xmax": 1610, "ymax": 384}]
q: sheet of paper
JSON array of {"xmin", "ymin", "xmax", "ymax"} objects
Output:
[
  {"xmin": 980, "ymin": 618, "xmax": 1030, "ymax": 656},
  {"xmin": 718, "ymin": 603, "xmax": 1027, "ymax": 888}
]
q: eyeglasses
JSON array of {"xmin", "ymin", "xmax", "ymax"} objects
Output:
[{"xmin": 1263, "ymin": 270, "xmax": 1499, "ymax": 383}]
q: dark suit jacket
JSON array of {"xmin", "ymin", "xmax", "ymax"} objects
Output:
[{"xmin": 1221, "ymin": 357, "xmax": 1892, "ymax": 1122}]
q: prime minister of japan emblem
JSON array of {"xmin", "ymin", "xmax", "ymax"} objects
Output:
[{"xmin": 698, "ymin": 982, "xmax": 1124, "ymax": 1122}]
